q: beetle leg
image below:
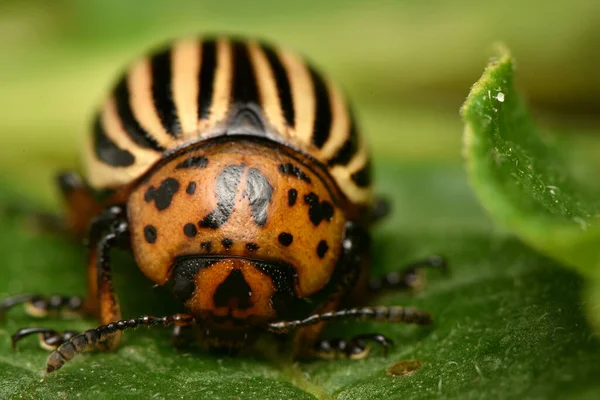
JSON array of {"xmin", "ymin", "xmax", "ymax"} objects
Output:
[
  {"xmin": 0, "ymin": 294, "xmax": 84, "ymax": 319},
  {"xmin": 369, "ymin": 196, "xmax": 391, "ymax": 225},
  {"xmin": 93, "ymin": 218, "xmax": 130, "ymax": 350},
  {"xmin": 368, "ymin": 255, "xmax": 448, "ymax": 292},
  {"xmin": 314, "ymin": 333, "xmax": 394, "ymax": 359},
  {"xmin": 45, "ymin": 313, "xmax": 195, "ymax": 373},
  {"xmin": 11, "ymin": 327, "xmax": 80, "ymax": 351},
  {"xmin": 57, "ymin": 171, "xmax": 107, "ymax": 238},
  {"xmin": 171, "ymin": 325, "xmax": 193, "ymax": 349},
  {"xmin": 268, "ymin": 305, "xmax": 431, "ymax": 334}
]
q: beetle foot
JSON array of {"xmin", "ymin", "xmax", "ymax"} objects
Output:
[
  {"xmin": 11, "ymin": 327, "xmax": 80, "ymax": 351},
  {"xmin": 368, "ymin": 255, "xmax": 448, "ymax": 292},
  {"xmin": 1, "ymin": 294, "xmax": 84, "ymax": 319},
  {"xmin": 314, "ymin": 333, "xmax": 394, "ymax": 359}
]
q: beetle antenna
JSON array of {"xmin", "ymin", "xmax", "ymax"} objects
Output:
[
  {"xmin": 267, "ymin": 306, "xmax": 431, "ymax": 334},
  {"xmin": 45, "ymin": 313, "xmax": 195, "ymax": 373}
]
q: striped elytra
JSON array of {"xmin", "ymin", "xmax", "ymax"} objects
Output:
[{"xmin": 86, "ymin": 36, "xmax": 372, "ymax": 206}]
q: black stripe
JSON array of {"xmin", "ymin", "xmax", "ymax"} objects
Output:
[
  {"xmin": 231, "ymin": 40, "xmax": 260, "ymax": 104},
  {"xmin": 260, "ymin": 43, "xmax": 295, "ymax": 127},
  {"xmin": 198, "ymin": 40, "xmax": 217, "ymax": 120},
  {"xmin": 114, "ymin": 77, "xmax": 165, "ymax": 151},
  {"xmin": 92, "ymin": 114, "xmax": 135, "ymax": 167},
  {"xmin": 150, "ymin": 48, "xmax": 181, "ymax": 137},
  {"xmin": 308, "ymin": 65, "xmax": 332, "ymax": 149},
  {"xmin": 350, "ymin": 160, "xmax": 372, "ymax": 188},
  {"xmin": 327, "ymin": 111, "xmax": 359, "ymax": 166}
]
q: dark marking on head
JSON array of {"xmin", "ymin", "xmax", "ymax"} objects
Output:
[
  {"xmin": 252, "ymin": 260, "xmax": 310, "ymax": 319},
  {"xmin": 278, "ymin": 232, "xmax": 293, "ymax": 247},
  {"xmin": 246, "ymin": 168, "xmax": 273, "ymax": 227},
  {"xmin": 304, "ymin": 193, "xmax": 334, "ymax": 226},
  {"xmin": 199, "ymin": 165, "xmax": 245, "ymax": 228},
  {"xmin": 92, "ymin": 115, "xmax": 135, "ymax": 167},
  {"xmin": 170, "ymin": 257, "xmax": 218, "ymax": 302},
  {"xmin": 144, "ymin": 178, "xmax": 180, "ymax": 211},
  {"xmin": 198, "ymin": 40, "xmax": 217, "ymax": 120},
  {"xmin": 278, "ymin": 164, "xmax": 312, "ymax": 184},
  {"xmin": 260, "ymin": 43, "xmax": 295, "ymax": 127},
  {"xmin": 288, "ymin": 188, "xmax": 298, "ymax": 206},
  {"xmin": 186, "ymin": 181, "xmax": 196, "ymax": 195},
  {"xmin": 150, "ymin": 48, "xmax": 181, "ymax": 136},
  {"xmin": 176, "ymin": 156, "xmax": 209, "ymax": 170},
  {"xmin": 144, "ymin": 225, "xmax": 157, "ymax": 244},
  {"xmin": 308, "ymin": 64, "xmax": 332, "ymax": 149},
  {"xmin": 114, "ymin": 76, "xmax": 165, "ymax": 151},
  {"xmin": 222, "ymin": 238, "xmax": 233, "ymax": 249},
  {"xmin": 246, "ymin": 242, "xmax": 260, "ymax": 252},
  {"xmin": 213, "ymin": 269, "xmax": 253, "ymax": 310},
  {"xmin": 184, "ymin": 223, "xmax": 197, "ymax": 238},
  {"xmin": 350, "ymin": 161, "xmax": 372, "ymax": 188},
  {"xmin": 317, "ymin": 240, "xmax": 329, "ymax": 259},
  {"xmin": 201, "ymin": 241, "xmax": 213, "ymax": 252}
]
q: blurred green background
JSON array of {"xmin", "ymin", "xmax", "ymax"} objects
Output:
[{"xmin": 1, "ymin": 0, "xmax": 599, "ymax": 205}]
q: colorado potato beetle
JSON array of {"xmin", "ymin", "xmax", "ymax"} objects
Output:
[{"xmin": 1, "ymin": 35, "xmax": 446, "ymax": 373}]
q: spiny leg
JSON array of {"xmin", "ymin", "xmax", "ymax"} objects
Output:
[
  {"xmin": 269, "ymin": 306, "xmax": 432, "ymax": 334},
  {"xmin": 1, "ymin": 294, "xmax": 84, "ymax": 319},
  {"xmin": 46, "ymin": 314, "xmax": 195, "ymax": 373},
  {"xmin": 315, "ymin": 333, "xmax": 394, "ymax": 359},
  {"xmin": 11, "ymin": 327, "xmax": 79, "ymax": 351},
  {"xmin": 368, "ymin": 255, "xmax": 448, "ymax": 292},
  {"xmin": 0, "ymin": 205, "xmax": 126, "ymax": 321},
  {"xmin": 271, "ymin": 306, "xmax": 430, "ymax": 359},
  {"xmin": 369, "ymin": 196, "xmax": 391, "ymax": 225}
]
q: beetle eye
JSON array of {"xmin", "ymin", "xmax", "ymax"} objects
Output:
[{"xmin": 170, "ymin": 257, "xmax": 217, "ymax": 302}]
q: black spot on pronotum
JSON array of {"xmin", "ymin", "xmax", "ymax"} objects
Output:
[
  {"xmin": 304, "ymin": 193, "xmax": 334, "ymax": 226},
  {"xmin": 144, "ymin": 225, "xmax": 157, "ymax": 244},
  {"xmin": 288, "ymin": 188, "xmax": 298, "ymax": 206},
  {"xmin": 184, "ymin": 223, "xmax": 197, "ymax": 238},
  {"xmin": 278, "ymin": 164, "xmax": 312, "ymax": 184},
  {"xmin": 213, "ymin": 269, "xmax": 253, "ymax": 310},
  {"xmin": 144, "ymin": 178, "xmax": 180, "ymax": 211},
  {"xmin": 186, "ymin": 182, "xmax": 196, "ymax": 195},
  {"xmin": 175, "ymin": 156, "xmax": 209, "ymax": 170},
  {"xmin": 317, "ymin": 240, "xmax": 329, "ymax": 258},
  {"xmin": 246, "ymin": 243, "xmax": 260, "ymax": 252},
  {"xmin": 278, "ymin": 232, "xmax": 293, "ymax": 247},
  {"xmin": 200, "ymin": 165, "xmax": 245, "ymax": 228},
  {"xmin": 222, "ymin": 238, "xmax": 233, "ymax": 249},
  {"xmin": 246, "ymin": 168, "xmax": 273, "ymax": 227},
  {"xmin": 201, "ymin": 241, "xmax": 212, "ymax": 252}
]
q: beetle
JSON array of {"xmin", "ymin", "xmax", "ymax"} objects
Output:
[{"xmin": 1, "ymin": 35, "xmax": 445, "ymax": 373}]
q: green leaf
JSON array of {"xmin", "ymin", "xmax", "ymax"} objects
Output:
[
  {"xmin": 2, "ymin": 164, "xmax": 600, "ymax": 399},
  {"xmin": 461, "ymin": 49, "xmax": 600, "ymax": 279}
]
